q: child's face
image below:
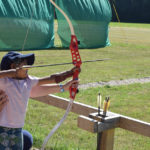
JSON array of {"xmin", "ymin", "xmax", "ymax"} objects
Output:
[{"xmin": 11, "ymin": 59, "xmax": 28, "ymax": 79}]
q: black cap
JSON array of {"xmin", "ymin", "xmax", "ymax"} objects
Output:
[{"xmin": 1, "ymin": 51, "xmax": 35, "ymax": 70}]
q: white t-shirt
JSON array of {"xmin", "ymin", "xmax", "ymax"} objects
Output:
[{"xmin": 0, "ymin": 76, "xmax": 39, "ymax": 128}]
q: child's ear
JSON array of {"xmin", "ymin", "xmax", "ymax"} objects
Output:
[{"xmin": 10, "ymin": 63, "xmax": 16, "ymax": 69}]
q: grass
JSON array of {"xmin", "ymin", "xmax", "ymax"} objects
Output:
[
  {"xmin": 26, "ymin": 83, "xmax": 150, "ymax": 150},
  {"xmin": 110, "ymin": 22, "xmax": 150, "ymax": 28},
  {"xmin": 1, "ymin": 22, "xmax": 150, "ymax": 149}
]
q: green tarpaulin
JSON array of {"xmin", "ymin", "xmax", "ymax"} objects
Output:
[
  {"xmin": 56, "ymin": 0, "xmax": 112, "ymax": 48},
  {"xmin": 0, "ymin": 0, "xmax": 54, "ymax": 50},
  {"xmin": 0, "ymin": 0, "xmax": 111, "ymax": 50}
]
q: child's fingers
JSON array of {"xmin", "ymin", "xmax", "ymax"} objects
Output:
[
  {"xmin": 72, "ymin": 66, "xmax": 81, "ymax": 73},
  {"xmin": 0, "ymin": 98, "xmax": 7, "ymax": 105},
  {"xmin": 68, "ymin": 79, "xmax": 79, "ymax": 85},
  {"xmin": 70, "ymin": 80, "xmax": 79, "ymax": 88},
  {"xmin": 0, "ymin": 90, "xmax": 8, "ymax": 105},
  {"xmin": 0, "ymin": 91, "xmax": 6, "ymax": 100},
  {"xmin": 0, "ymin": 89, "xmax": 5, "ymax": 95}
]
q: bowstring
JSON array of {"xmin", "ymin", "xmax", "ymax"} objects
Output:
[
  {"xmin": 20, "ymin": 1, "xmax": 34, "ymax": 56},
  {"xmin": 21, "ymin": 13, "xmax": 33, "ymax": 52},
  {"xmin": 19, "ymin": 0, "xmax": 34, "ymax": 75}
]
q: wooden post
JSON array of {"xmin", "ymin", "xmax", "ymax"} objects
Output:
[
  {"xmin": 97, "ymin": 132, "xmax": 102, "ymax": 150},
  {"xmin": 77, "ymin": 115, "xmax": 118, "ymax": 150},
  {"xmin": 98, "ymin": 129, "xmax": 115, "ymax": 150}
]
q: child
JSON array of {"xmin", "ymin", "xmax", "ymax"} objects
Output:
[{"xmin": 0, "ymin": 51, "xmax": 79, "ymax": 149}]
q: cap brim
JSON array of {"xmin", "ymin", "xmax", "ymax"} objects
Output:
[{"xmin": 17, "ymin": 53, "xmax": 35, "ymax": 65}]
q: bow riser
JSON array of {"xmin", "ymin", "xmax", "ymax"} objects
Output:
[
  {"xmin": 70, "ymin": 35, "xmax": 82, "ymax": 67},
  {"xmin": 69, "ymin": 35, "xmax": 82, "ymax": 100}
]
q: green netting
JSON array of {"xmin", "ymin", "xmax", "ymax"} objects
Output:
[
  {"xmin": 0, "ymin": 0, "xmax": 54, "ymax": 50},
  {"xmin": 56, "ymin": 0, "xmax": 112, "ymax": 48}
]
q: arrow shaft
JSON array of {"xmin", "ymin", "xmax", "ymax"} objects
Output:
[{"xmin": 22, "ymin": 58, "xmax": 110, "ymax": 69}]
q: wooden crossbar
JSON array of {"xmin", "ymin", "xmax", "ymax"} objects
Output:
[{"xmin": 33, "ymin": 94, "xmax": 150, "ymax": 137}]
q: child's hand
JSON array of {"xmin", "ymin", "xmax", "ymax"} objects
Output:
[
  {"xmin": 0, "ymin": 68, "xmax": 28, "ymax": 79},
  {"xmin": 64, "ymin": 79, "xmax": 79, "ymax": 91},
  {"xmin": 5, "ymin": 69, "xmax": 17, "ymax": 78},
  {"xmin": 0, "ymin": 90, "xmax": 8, "ymax": 112},
  {"xmin": 71, "ymin": 66, "xmax": 81, "ymax": 74}
]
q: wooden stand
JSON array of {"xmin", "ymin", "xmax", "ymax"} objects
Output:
[
  {"xmin": 78, "ymin": 113, "xmax": 120, "ymax": 150},
  {"xmin": 33, "ymin": 94, "xmax": 150, "ymax": 150}
]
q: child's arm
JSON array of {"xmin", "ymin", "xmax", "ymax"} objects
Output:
[
  {"xmin": 30, "ymin": 80, "xmax": 78, "ymax": 98},
  {"xmin": 37, "ymin": 67, "xmax": 80, "ymax": 86},
  {"xmin": 0, "ymin": 68, "xmax": 29, "ymax": 79},
  {"xmin": 0, "ymin": 69, "xmax": 17, "ymax": 78}
]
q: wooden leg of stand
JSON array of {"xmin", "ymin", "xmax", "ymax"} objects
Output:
[
  {"xmin": 97, "ymin": 129, "xmax": 115, "ymax": 150},
  {"xmin": 97, "ymin": 132, "xmax": 102, "ymax": 150}
]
